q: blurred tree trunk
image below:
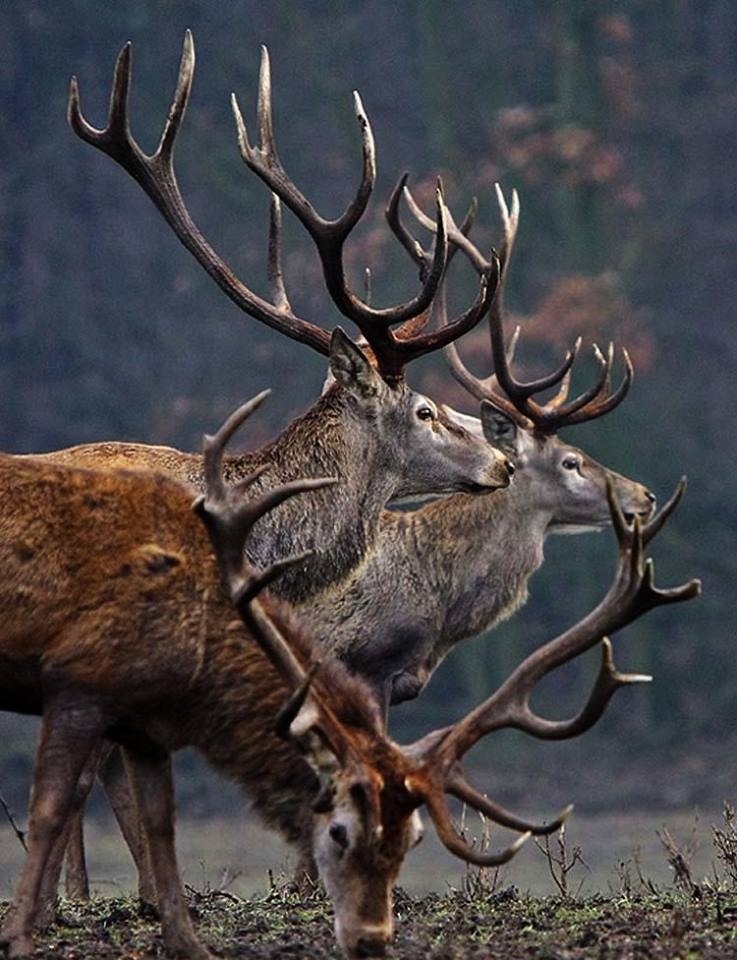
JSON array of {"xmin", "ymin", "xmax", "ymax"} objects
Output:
[{"xmin": 553, "ymin": 0, "xmax": 607, "ymax": 274}]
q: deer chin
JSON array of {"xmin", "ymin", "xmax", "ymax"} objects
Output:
[
  {"xmin": 388, "ymin": 476, "xmax": 508, "ymax": 507},
  {"xmin": 458, "ymin": 476, "xmax": 511, "ymax": 495},
  {"xmin": 548, "ymin": 520, "xmax": 608, "ymax": 535}
]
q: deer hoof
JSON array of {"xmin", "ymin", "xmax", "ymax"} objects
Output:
[
  {"xmin": 33, "ymin": 898, "xmax": 59, "ymax": 932},
  {"xmin": 1, "ymin": 934, "xmax": 35, "ymax": 959},
  {"xmin": 163, "ymin": 933, "xmax": 213, "ymax": 960}
]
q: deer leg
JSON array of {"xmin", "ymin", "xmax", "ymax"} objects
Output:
[
  {"xmin": 123, "ymin": 747, "xmax": 212, "ymax": 960},
  {"xmin": 0, "ymin": 699, "xmax": 104, "ymax": 958},
  {"xmin": 62, "ymin": 807, "xmax": 89, "ymax": 899},
  {"xmin": 35, "ymin": 743, "xmax": 108, "ymax": 927},
  {"xmin": 99, "ymin": 745, "xmax": 156, "ymax": 907}
]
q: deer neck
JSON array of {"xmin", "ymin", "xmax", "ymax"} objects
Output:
[
  {"xmin": 404, "ymin": 474, "xmax": 551, "ymax": 651},
  {"xmin": 221, "ymin": 388, "xmax": 395, "ymax": 604},
  {"xmin": 189, "ymin": 595, "xmax": 381, "ymax": 849}
]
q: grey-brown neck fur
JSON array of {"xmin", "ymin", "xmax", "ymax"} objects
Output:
[{"xmin": 301, "ymin": 474, "xmax": 546, "ymax": 706}]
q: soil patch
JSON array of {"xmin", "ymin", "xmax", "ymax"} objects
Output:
[{"xmin": 4, "ymin": 886, "xmax": 737, "ymax": 959}]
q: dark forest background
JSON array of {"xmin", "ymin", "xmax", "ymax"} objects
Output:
[{"xmin": 0, "ymin": 1, "xmax": 734, "ymax": 825}]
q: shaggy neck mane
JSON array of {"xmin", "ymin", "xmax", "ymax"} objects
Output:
[{"xmin": 191, "ymin": 589, "xmax": 383, "ymax": 843}]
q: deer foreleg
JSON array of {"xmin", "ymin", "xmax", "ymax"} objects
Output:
[
  {"xmin": 36, "ymin": 739, "xmax": 108, "ymax": 927},
  {"xmin": 0, "ymin": 698, "xmax": 104, "ymax": 957},
  {"xmin": 124, "ymin": 747, "xmax": 212, "ymax": 960}
]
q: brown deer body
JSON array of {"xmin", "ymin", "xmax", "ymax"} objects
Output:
[
  {"xmin": 0, "ymin": 400, "xmax": 699, "ymax": 960},
  {"xmin": 0, "ymin": 451, "xmax": 387, "ymax": 957}
]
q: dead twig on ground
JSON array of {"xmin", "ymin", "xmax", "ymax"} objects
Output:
[
  {"xmin": 657, "ymin": 820, "xmax": 701, "ymax": 898},
  {"xmin": 712, "ymin": 803, "xmax": 737, "ymax": 888},
  {"xmin": 534, "ymin": 824, "xmax": 589, "ymax": 898},
  {"xmin": 0, "ymin": 792, "xmax": 27, "ymax": 851}
]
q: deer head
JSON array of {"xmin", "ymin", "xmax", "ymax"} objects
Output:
[
  {"xmin": 67, "ymin": 34, "xmax": 513, "ymax": 502},
  {"xmin": 390, "ymin": 179, "xmax": 656, "ymax": 527}
]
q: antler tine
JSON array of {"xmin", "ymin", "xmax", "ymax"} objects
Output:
[
  {"xmin": 542, "ymin": 343, "xmax": 614, "ymax": 421},
  {"xmin": 444, "ymin": 341, "xmax": 495, "ymax": 403},
  {"xmin": 423, "ymin": 792, "xmax": 531, "ymax": 868},
  {"xmin": 388, "ymin": 178, "xmax": 480, "ymax": 345},
  {"xmin": 540, "ymin": 345, "xmax": 634, "ymax": 432},
  {"xmin": 363, "ymin": 267, "xmax": 372, "ymax": 306},
  {"xmin": 386, "ymin": 173, "xmax": 431, "ymax": 278},
  {"xmin": 387, "ymin": 174, "xmax": 479, "ymax": 284},
  {"xmin": 68, "ymin": 40, "xmax": 136, "ymax": 155},
  {"xmin": 403, "ymin": 182, "xmax": 489, "ymax": 274},
  {"xmin": 446, "ymin": 770, "xmax": 573, "ymax": 836},
  {"xmin": 427, "ymin": 181, "xmax": 580, "ymax": 424},
  {"xmin": 541, "ymin": 363, "xmax": 573, "ymax": 411},
  {"xmin": 70, "ymin": 33, "xmax": 333, "ymax": 357},
  {"xmin": 268, "ymin": 195, "xmax": 291, "ymax": 312},
  {"xmin": 482, "ymin": 185, "xmax": 580, "ymax": 419},
  {"xmin": 257, "ymin": 45, "xmax": 277, "ymax": 158},
  {"xmin": 642, "ymin": 477, "xmax": 687, "ymax": 546},
  {"xmin": 411, "ymin": 482, "xmax": 700, "ymax": 781},
  {"xmin": 389, "ymin": 251, "xmax": 498, "ymax": 372},
  {"xmin": 556, "ymin": 348, "xmax": 634, "ymax": 429},
  {"xmin": 439, "ymin": 180, "xmax": 632, "ymax": 434},
  {"xmin": 200, "ymin": 390, "xmax": 271, "ymax": 500},
  {"xmin": 274, "ymin": 662, "xmax": 322, "ymax": 739},
  {"xmin": 157, "ymin": 30, "xmax": 195, "ymax": 162},
  {"xmin": 506, "ymin": 636, "xmax": 653, "ymax": 742},
  {"xmin": 238, "ymin": 549, "xmax": 314, "ymax": 604}
]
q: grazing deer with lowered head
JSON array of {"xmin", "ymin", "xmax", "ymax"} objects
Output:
[
  {"xmin": 0, "ymin": 394, "xmax": 699, "ymax": 960},
  {"xmin": 306, "ymin": 183, "xmax": 656, "ymax": 711}
]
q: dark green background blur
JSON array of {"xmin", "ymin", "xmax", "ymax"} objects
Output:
[{"xmin": 0, "ymin": 1, "xmax": 733, "ymax": 824}]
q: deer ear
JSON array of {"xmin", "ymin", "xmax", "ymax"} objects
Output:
[
  {"xmin": 329, "ymin": 328, "xmax": 385, "ymax": 400},
  {"xmin": 480, "ymin": 399, "xmax": 518, "ymax": 457}
]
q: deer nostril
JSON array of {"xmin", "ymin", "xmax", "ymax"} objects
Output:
[
  {"xmin": 505, "ymin": 458, "xmax": 515, "ymax": 478},
  {"xmin": 356, "ymin": 937, "xmax": 387, "ymax": 958}
]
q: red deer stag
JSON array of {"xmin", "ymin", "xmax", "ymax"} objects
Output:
[
  {"xmin": 304, "ymin": 183, "xmax": 657, "ymax": 711},
  {"xmin": 0, "ymin": 395, "xmax": 698, "ymax": 959},
  {"xmin": 46, "ymin": 32, "xmax": 513, "ymax": 606}
]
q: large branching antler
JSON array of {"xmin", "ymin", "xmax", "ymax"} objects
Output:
[
  {"xmin": 393, "ymin": 179, "xmax": 633, "ymax": 430},
  {"xmin": 69, "ymin": 32, "xmax": 498, "ymax": 384},
  {"xmin": 231, "ymin": 47, "xmax": 498, "ymax": 381},
  {"xmin": 68, "ymin": 33, "xmax": 331, "ymax": 357},
  {"xmin": 404, "ymin": 478, "xmax": 700, "ymax": 866}
]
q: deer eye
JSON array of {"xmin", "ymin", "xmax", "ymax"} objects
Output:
[
  {"xmin": 562, "ymin": 456, "xmax": 580, "ymax": 471},
  {"xmin": 329, "ymin": 822, "xmax": 349, "ymax": 850},
  {"xmin": 416, "ymin": 405, "xmax": 435, "ymax": 422}
]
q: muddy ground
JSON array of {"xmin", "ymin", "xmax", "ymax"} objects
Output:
[{"xmin": 3, "ymin": 884, "xmax": 737, "ymax": 960}]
